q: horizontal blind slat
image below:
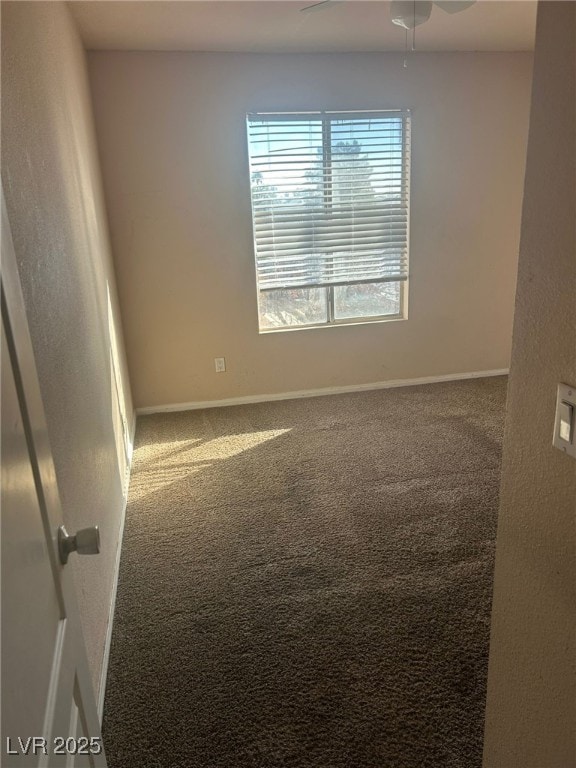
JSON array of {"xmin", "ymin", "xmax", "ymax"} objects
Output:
[
  {"xmin": 257, "ymin": 258, "xmax": 407, "ymax": 271},
  {"xmin": 254, "ymin": 218, "xmax": 408, "ymax": 231},
  {"xmin": 253, "ymin": 204, "xmax": 408, "ymax": 218}
]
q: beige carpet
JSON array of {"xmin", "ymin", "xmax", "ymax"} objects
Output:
[{"xmin": 103, "ymin": 376, "xmax": 506, "ymax": 768}]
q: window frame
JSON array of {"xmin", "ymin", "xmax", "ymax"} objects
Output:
[{"xmin": 247, "ymin": 109, "xmax": 411, "ymax": 334}]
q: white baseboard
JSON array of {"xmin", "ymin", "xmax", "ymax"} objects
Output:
[
  {"xmin": 97, "ymin": 411, "xmax": 136, "ymax": 722},
  {"xmin": 136, "ymin": 369, "xmax": 509, "ymax": 416}
]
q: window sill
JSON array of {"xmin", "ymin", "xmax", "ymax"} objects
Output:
[{"xmin": 258, "ymin": 314, "xmax": 406, "ymax": 335}]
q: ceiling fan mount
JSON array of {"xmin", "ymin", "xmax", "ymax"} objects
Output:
[
  {"xmin": 391, "ymin": 0, "xmax": 476, "ymax": 29},
  {"xmin": 300, "ymin": 0, "xmax": 477, "ymax": 30}
]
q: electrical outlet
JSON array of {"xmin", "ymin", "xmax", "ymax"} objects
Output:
[{"xmin": 214, "ymin": 357, "xmax": 226, "ymax": 373}]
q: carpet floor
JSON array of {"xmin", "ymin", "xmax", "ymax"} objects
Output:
[{"xmin": 103, "ymin": 376, "xmax": 507, "ymax": 768}]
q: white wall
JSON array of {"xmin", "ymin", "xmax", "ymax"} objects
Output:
[
  {"xmin": 1, "ymin": 2, "xmax": 134, "ymax": 695},
  {"xmin": 88, "ymin": 50, "xmax": 533, "ymax": 409},
  {"xmin": 483, "ymin": 3, "xmax": 576, "ymax": 766}
]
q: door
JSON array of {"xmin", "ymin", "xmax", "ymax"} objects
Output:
[{"xmin": 1, "ymin": 193, "xmax": 107, "ymax": 767}]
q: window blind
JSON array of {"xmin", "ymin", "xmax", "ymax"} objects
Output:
[{"xmin": 247, "ymin": 110, "xmax": 410, "ymax": 292}]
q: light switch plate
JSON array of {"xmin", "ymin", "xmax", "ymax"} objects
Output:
[{"xmin": 553, "ymin": 383, "xmax": 576, "ymax": 459}]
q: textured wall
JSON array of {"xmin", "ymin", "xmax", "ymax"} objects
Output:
[
  {"xmin": 1, "ymin": 2, "xmax": 134, "ymax": 695},
  {"xmin": 483, "ymin": 3, "xmax": 576, "ymax": 766},
  {"xmin": 88, "ymin": 51, "xmax": 533, "ymax": 409}
]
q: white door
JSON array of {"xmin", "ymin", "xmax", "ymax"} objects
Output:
[{"xmin": 1, "ymin": 194, "xmax": 107, "ymax": 767}]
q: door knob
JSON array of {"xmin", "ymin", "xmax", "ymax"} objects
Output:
[{"xmin": 58, "ymin": 525, "xmax": 100, "ymax": 565}]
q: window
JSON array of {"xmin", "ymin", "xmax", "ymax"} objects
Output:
[{"xmin": 246, "ymin": 110, "xmax": 410, "ymax": 331}]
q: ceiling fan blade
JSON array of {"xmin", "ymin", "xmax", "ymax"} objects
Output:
[
  {"xmin": 434, "ymin": 1, "xmax": 476, "ymax": 14},
  {"xmin": 390, "ymin": 0, "xmax": 433, "ymax": 30},
  {"xmin": 300, "ymin": 0, "xmax": 334, "ymax": 13}
]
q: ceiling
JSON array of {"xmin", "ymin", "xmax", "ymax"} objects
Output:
[{"xmin": 70, "ymin": 1, "xmax": 537, "ymax": 53}]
